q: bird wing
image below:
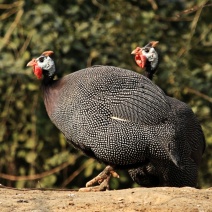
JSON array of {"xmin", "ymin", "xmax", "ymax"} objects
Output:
[
  {"xmin": 105, "ymin": 76, "xmax": 169, "ymax": 125},
  {"xmin": 84, "ymin": 66, "xmax": 171, "ymax": 125}
]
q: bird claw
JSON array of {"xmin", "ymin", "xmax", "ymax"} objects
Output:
[
  {"xmin": 79, "ymin": 166, "xmax": 119, "ymax": 192},
  {"xmin": 79, "ymin": 178, "xmax": 110, "ymax": 192},
  {"xmin": 86, "ymin": 165, "xmax": 119, "ymax": 188}
]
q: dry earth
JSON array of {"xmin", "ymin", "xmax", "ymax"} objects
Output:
[{"xmin": 0, "ymin": 186, "xmax": 211, "ymax": 212}]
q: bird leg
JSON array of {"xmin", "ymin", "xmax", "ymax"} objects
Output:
[{"xmin": 79, "ymin": 165, "xmax": 119, "ymax": 192}]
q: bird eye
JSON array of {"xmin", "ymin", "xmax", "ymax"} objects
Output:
[
  {"xmin": 39, "ymin": 57, "xmax": 44, "ymax": 62},
  {"xmin": 144, "ymin": 48, "xmax": 149, "ymax": 53}
]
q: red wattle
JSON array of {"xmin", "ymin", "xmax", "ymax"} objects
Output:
[
  {"xmin": 33, "ymin": 65, "xmax": 43, "ymax": 79},
  {"xmin": 135, "ymin": 55, "xmax": 146, "ymax": 69}
]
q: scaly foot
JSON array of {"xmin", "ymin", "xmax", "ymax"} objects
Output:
[{"xmin": 79, "ymin": 166, "xmax": 119, "ymax": 192}]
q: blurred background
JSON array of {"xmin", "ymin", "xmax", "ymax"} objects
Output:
[{"xmin": 0, "ymin": 0, "xmax": 211, "ymax": 189}]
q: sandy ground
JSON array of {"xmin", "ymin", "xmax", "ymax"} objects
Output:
[{"xmin": 0, "ymin": 186, "xmax": 211, "ymax": 212}]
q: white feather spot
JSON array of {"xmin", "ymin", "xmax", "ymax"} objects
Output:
[{"xmin": 111, "ymin": 116, "xmax": 128, "ymax": 122}]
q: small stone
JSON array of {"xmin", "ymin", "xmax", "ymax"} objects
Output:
[
  {"xmin": 118, "ymin": 198, "xmax": 124, "ymax": 202},
  {"xmin": 68, "ymin": 193, "xmax": 75, "ymax": 197},
  {"xmin": 17, "ymin": 200, "xmax": 29, "ymax": 203}
]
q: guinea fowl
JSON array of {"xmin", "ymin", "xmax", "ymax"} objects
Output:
[
  {"xmin": 130, "ymin": 41, "xmax": 205, "ymax": 187},
  {"xmin": 27, "ymin": 49, "xmax": 204, "ymax": 191}
]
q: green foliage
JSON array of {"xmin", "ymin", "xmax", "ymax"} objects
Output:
[{"xmin": 0, "ymin": 0, "xmax": 211, "ymax": 189}]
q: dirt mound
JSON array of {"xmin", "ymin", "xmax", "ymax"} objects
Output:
[{"xmin": 0, "ymin": 187, "xmax": 211, "ymax": 211}]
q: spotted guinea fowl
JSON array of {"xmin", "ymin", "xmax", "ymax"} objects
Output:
[
  {"xmin": 130, "ymin": 41, "xmax": 205, "ymax": 187},
  {"xmin": 27, "ymin": 49, "xmax": 204, "ymax": 191}
]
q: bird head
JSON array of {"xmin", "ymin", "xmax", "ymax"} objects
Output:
[
  {"xmin": 131, "ymin": 41, "xmax": 159, "ymax": 72},
  {"xmin": 27, "ymin": 51, "xmax": 55, "ymax": 80}
]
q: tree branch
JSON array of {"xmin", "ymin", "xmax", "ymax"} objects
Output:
[
  {"xmin": 0, "ymin": 159, "xmax": 74, "ymax": 181},
  {"xmin": 184, "ymin": 87, "xmax": 212, "ymax": 103}
]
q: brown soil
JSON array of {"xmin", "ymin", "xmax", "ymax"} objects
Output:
[{"xmin": 0, "ymin": 187, "xmax": 211, "ymax": 212}]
